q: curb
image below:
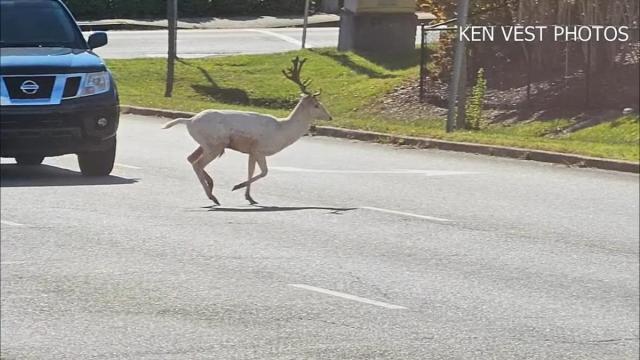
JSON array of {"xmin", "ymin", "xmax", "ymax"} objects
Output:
[
  {"xmin": 79, "ymin": 22, "xmax": 167, "ymax": 31},
  {"xmin": 120, "ymin": 105, "xmax": 640, "ymax": 174}
]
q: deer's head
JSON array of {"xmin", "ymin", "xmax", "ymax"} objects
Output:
[{"xmin": 283, "ymin": 56, "xmax": 332, "ymax": 121}]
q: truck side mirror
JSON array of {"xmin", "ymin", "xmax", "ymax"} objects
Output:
[{"xmin": 88, "ymin": 32, "xmax": 108, "ymax": 49}]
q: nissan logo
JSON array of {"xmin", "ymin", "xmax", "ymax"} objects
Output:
[{"xmin": 20, "ymin": 80, "xmax": 39, "ymax": 95}]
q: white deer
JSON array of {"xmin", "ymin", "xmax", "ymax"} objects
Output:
[{"xmin": 161, "ymin": 57, "xmax": 332, "ymax": 205}]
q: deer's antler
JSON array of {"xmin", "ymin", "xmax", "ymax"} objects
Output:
[{"xmin": 282, "ymin": 56, "xmax": 312, "ymax": 95}]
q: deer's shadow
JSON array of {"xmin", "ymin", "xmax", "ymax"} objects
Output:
[{"xmin": 204, "ymin": 205, "xmax": 357, "ymax": 214}]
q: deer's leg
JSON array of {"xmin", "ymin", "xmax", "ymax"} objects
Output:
[
  {"xmin": 232, "ymin": 155, "xmax": 268, "ymax": 203},
  {"xmin": 244, "ymin": 155, "xmax": 258, "ymax": 205},
  {"xmin": 191, "ymin": 147, "xmax": 223, "ymax": 205},
  {"xmin": 187, "ymin": 146, "xmax": 213, "ymax": 194},
  {"xmin": 187, "ymin": 146, "xmax": 204, "ymax": 164},
  {"xmin": 248, "ymin": 155, "xmax": 268, "ymax": 204}
]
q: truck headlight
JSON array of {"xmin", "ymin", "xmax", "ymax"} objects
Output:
[{"xmin": 78, "ymin": 71, "xmax": 110, "ymax": 96}]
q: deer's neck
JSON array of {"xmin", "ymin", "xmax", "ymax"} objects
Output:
[{"xmin": 276, "ymin": 100, "xmax": 313, "ymax": 150}]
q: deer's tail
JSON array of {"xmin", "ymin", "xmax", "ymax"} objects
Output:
[{"xmin": 161, "ymin": 118, "xmax": 191, "ymax": 129}]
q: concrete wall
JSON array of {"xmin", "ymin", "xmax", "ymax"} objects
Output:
[
  {"xmin": 337, "ymin": 10, "xmax": 417, "ymax": 56},
  {"xmin": 343, "ymin": 0, "xmax": 416, "ymax": 13},
  {"xmin": 319, "ymin": 0, "xmax": 341, "ymax": 13}
]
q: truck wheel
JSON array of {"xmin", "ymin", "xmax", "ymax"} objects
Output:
[
  {"xmin": 15, "ymin": 155, "xmax": 45, "ymax": 165},
  {"xmin": 78, "ymin": 139, "xmax": 116, "ymax": 176}
]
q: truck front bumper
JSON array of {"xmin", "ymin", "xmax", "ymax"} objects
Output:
[{"xmin": 0, "ymin": 93, "xmax": 119, "ymax": 157}]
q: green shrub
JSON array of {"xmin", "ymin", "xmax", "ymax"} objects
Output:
[
  {"xmin": 209, "ymin": 0, "xmax": 258, "ymax": 15},
  {"xmin": 63, "ymin": 0, "xmax": 312, "ymax": 19},
  {"xmin": 63, "ymin": 0, "xmax": 111, "ymax": 19},
  {"xmin": 110, "ymin": 0, "xmax": 165, "ymax": 18},
  {"xmin": 259, "ymin": 0, "xmax": 309, "ymax": 14},
  {"xmin": 466, "ymin": 68, "xmax": 487, "ymax": 130},
  {"xmin": 181, "ymin": 0, "xmax": 213, "ymax": 16}
]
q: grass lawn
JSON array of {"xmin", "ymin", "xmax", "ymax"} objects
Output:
[{"xmin": 107, "ymin": 49, "xmax": 639, "ymax": 162}]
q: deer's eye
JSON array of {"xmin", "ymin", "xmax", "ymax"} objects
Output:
[{"xmin": 314, "ymin": 105, "xmax": 319, "ymax": 108}]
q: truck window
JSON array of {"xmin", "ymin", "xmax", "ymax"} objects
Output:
[{"xmin": 0, "ymin": 0, "xmax": 85, "ymax": 49}]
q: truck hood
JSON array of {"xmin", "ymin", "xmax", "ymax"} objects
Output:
[{"xmin": 0, "ymin": 47, "xmax": 106, "ymax": 75}]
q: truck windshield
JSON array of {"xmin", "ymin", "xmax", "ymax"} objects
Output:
[{"xmin": 0, "ymin": 0, "xmax": 85, "ymax": 49}]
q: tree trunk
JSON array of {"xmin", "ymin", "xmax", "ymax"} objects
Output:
[{"xmin": 165, "ymin": 0, "xmax": 177, "ymax": 98}]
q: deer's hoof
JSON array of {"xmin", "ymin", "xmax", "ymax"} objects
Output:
[
  {"xmin": 246, "ymin": 195, "xmax": 258, "ymax": 205},
  {"xmin": 209, "ymin": 195, "xmax": 220, "ymax": 206},
  {"xmin": 232, "ymin": 183, "xmax": 244, "ymax": 191}
]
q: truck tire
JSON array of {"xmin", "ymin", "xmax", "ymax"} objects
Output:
[
  {"xmin": 15, "ymin": 155, "xmax": 45, "ymax": 165},
  {"xmin": 78, "ymin": 139, "xmax": 116, "ymax": 176}
]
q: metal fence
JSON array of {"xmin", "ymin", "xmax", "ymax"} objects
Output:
[{"xmin": 418, "ymin": 24, "xmax": 640, "ymax": 126}]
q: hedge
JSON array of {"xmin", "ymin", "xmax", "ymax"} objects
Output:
[{"xmin": 62, "ymin": 0, "xmax": 315, "ymax": 20}]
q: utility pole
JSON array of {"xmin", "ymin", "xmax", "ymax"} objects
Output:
[
  {"xmin": 446, "ymin": 0, "xmax": 470, "ymax": 132},
  {"xmin": 164, "ymin": 0, "xmax": 177, "ymax": 97},
  {"xmin": 301, "ymin": 0, "xmax": 310, "ymax": 49}
]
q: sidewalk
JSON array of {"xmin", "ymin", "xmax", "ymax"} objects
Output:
[
  {"xmin": 78, "ymin": 14, "xmax": 341, "ymax": 31},
  {"xmin": 78, "ymin": 12, "xmax": 436, "ymax": 31}
]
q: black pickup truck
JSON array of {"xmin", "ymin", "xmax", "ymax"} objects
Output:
[{"xmin": 0, "ymin": 0, "xmax": 119, "ymax": 176}]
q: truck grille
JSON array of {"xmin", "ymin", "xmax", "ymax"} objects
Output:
[
  {"xmin": 0, "ymin": 113, "xmax": 82, "ymax": 130},
  {"xmin": 3, "ymin": 76, "xmax": 55, "ymax": 100},
  {"xmin": 62, "ymin": 76, "xmax": 81, "ymax": 98}
]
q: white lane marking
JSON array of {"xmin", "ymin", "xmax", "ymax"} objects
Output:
[
  {"xmin": 114, "ymin": 163, "xmax": 142, "ymax": 170},
  {"xmin": 272, "ymin": 166, "xmax": 475, "ymax": 176},
  {"xmin": 144, "ymin": 53, "xmax": 225, "ymax": 58},
  {"xmin": 361, "ymin": 206, "xmax": 452, "ymax": 223},
  {"xmin": 275, "ymin": 27, "xmax": 339, "ymax": 32},
  {"xmin": 1, "ymin": 261, "xmax": 28, "ymax": 265},
  {"xmin": 245, "ymin": 29, "xmax": 316, "ymax": 48},
  {"xmin": 3, "ymin": 295, "xmax": 37, "ymax": 300},
  {"xmin": 289, "ymin": 284, "xmax": 407, "ymax": 310},
  {"xmin": 1, "ymin": 220, "xmax": 24, "ymax": 227}
]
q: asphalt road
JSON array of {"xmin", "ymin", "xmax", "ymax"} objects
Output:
[
  {"xmin": 1, "ymin": 114, "xmax": 638, "ymax": 359},
  {"xmin": 86, "ymin": 28, "xmax": 438, "ymax": 59}
]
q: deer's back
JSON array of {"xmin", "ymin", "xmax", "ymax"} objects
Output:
[{"xmin": 187, "ymin": 109, "xmax": 281, "ymax": 153}]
